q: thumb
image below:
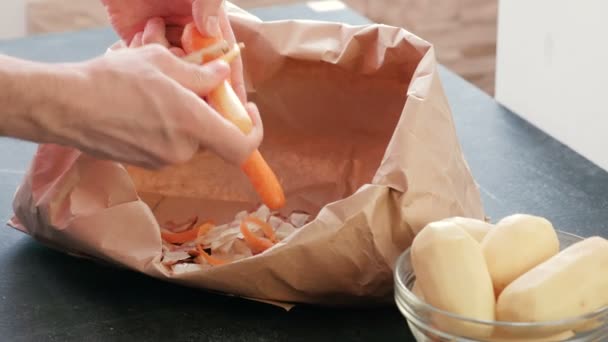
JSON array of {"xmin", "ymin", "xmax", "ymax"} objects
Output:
[{"xmin": 192, "ymin": 0, "xmax": 224, "ymax": 37}]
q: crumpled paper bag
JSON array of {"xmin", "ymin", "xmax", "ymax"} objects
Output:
[{"xmin": 8, "ymin": 4, "xmax": 484, "ymax": 308}]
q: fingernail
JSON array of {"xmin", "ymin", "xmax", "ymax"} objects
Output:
[{"xmin": 206, "ymin": 15, "xmax": 220, "ymax": 36}]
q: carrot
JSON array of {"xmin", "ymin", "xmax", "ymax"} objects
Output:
[
  {"xmin": 181, "ymin": 22, "xmax": 226, "ymax": 62},
  {"xmin": 181, "ymin": 39, "xmax": 230, "ymax": 64},
  {"xmin": 180, "ymin": 22, "xmax": 286, "ymax": 210},
  {"xmin": 196, "ymin": 244, "xmax": 227, "ymax": 266},
  {"xmin": 240, "ymin": 217, "xmax": 275, "ymax": 254},
  {"xmin": 245, "ymin": 215, "xmax": 277, "ymax": 243},
  {"xmin": 217, "ymin": 43, "xmax": 245, "ymax": 64},
  {"xmin": 161, "ymin": 221, "xmax": 214, "ymax": 244}
]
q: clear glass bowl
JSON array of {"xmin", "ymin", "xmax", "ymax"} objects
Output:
[{"xmin": 394, "ymin": 230, "xmax": 608, "ymax": 341}]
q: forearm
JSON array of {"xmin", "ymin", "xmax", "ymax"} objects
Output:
[{"xmin": 0, "ymin": 55, "xmax": 85, "ymax": 144}]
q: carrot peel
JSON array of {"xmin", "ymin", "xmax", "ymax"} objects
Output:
[
  {"xmin": 245, "ymin": 215, "xmax": 277, "ymax": 243},
  {"xmin": 161, "ymin": 221, "xmax": 214, "ymax": 244},
  {"xmin": 196, "ymin": 244, "xmax": 227, "ymax": 266},
  {"xmin": 161, "ymin": 227, "xmax": 199, "ymax": 244},
  {"xmin": 196, "ymin": 222, "xmax": 215, "ymax": 237},
  {"xmin": 218, "ymin": 43, "xmax": 245, "ymax": 64},
  {"xmin": 240, "ymin": 217, "xmax": 274, "ymax": 254}
]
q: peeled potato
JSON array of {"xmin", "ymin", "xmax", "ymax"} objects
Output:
[
  {"xmin": 481, "ymin": 214, "xmax": 559, "ymax": 295},
  {"xmin": 411, "ymin": 280, "xmax": 424, "ymax": 300},
  {"xmin": 487, "ymin": 329, "xmax": 574, "ymax": 341},
  {"xmin": 441, "ymin": 216, "xmax": 494, "ymax": 242},
  {"xmin": 497, "ymin": 236, "xmax": 608, "ymax": 323},
  {"xmin": 411, "ymin": 221, "xmax": 495, "ymax": 338},
  {"xmin": 572, "ymin": 318, "xmax": 603, "ymax": 334}
]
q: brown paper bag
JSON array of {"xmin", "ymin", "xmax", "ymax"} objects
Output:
[{"xmin": 8, "ymin": 4, "xmax": 484, "ymax": 307}]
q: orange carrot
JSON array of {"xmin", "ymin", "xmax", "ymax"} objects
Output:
[
  {"xmin": 245, "ymin": 215, "xmax": 277, "ymax": 243},
  {"xmin": 181, "ymin": 40, "xmax": 231, "ymax": 65},
  {"xmin": 196, "ymin": 244, "xmax": 227, "ymax": 266},
  {"xmin": 181, "ymin": 23, "xmax": 286, "ymax": 210},
  {"xmin": 240, "ymin": 217, "xmax": 274, "ymax": 254},
  {"xmin": 161, "ymin": 221, "xmax": 214, "ymax": 244}
]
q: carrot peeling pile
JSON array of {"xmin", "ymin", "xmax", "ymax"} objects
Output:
[
  {"xmin": 180, "ymin": 23, "xmax": 286, "ymax": 211},
  {"xmin": 240, "ymin": 218, "xmax": 274, "ymax": 254},
  {"xmin": 159, "ymin": 204, "xmax": 311, "ymax": 273}
]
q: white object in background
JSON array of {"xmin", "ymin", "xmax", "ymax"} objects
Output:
[
  {"xmin": 307, "ymin": 0, "xmax": 346, "ymax": 12},
  {"xmin": 0, "ymin": 0, "xmax": 26, "ymax": 39},
  {"xmin": 495, "ymin": 0, "xmax": 608, "ymax": 171}
]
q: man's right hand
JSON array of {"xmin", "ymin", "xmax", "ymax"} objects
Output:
[{"xmin": 44, "ymin": 45, "xmax": 262, "ymax": 169}]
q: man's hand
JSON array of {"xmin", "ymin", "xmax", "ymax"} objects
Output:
[
  {"xmin": 0, "ymin": 46, "xmax": 262, "ymax": 169},
  {"xmin": 71, "ymin": 45, "xmax": 262, "ymax": 168},
  {"xmin": 100, "ymin": 0, "xmax": 246, "ymax": 103}
]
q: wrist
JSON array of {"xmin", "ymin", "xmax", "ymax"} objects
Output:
[{"xmin": 0, "ymin": 55, "xmax": 88, "ymax": 145}]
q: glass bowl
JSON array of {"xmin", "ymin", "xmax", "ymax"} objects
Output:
[{"xmin": 394, "ymin": 230, "xmax": 608, "ymax": 341}]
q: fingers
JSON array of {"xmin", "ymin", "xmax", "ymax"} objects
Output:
[
  {"xmin": 180, "ymin": 59, "xmax": 231, "ymax": 95},
  {"xmin": 218, "ymin": 10, "xmax": 247, "ymax": 103},
  {"xmin": 130, "ymin": 32, "xmax": 143, "ymax": 48},
  {"xmin": 142, "ymin": 17, "xmax": 170, "ymax": 47},
  {"xmin": 128, "ymin": 8, "xmax": 245, "ymax": 102},
  {"xmin": 162, "ymin": 56, "xmax": 231, "ymax": 96},
  {"xmin": 130, "ymin": 19, "xmax": 186, "ymax": 57},
  {"xmin": 231, "ymin": 70, "xmax": 247, "ymax": 104},
  {"xmin": 192, "ymin": 0, "xmax": 224, "ymax": 37},
  {"xmin": 217, "ymin": 102, "xmax": 264, "ymax": 165},
  {"xmin": 105, "ymin": 40, "xmax": 127, "ymax": 56},
  {"xmin": 169, "ymin": 47, "xmax": 186, "ymax": 58},
  {"xmin": 244, "ymin": 102, "xmax": 264, "ymax": 145},
  {"xmin": 166, "ymin": 25, "xmax": 185, "ymax": 48},
  {"xmin": 192, "ymin": 100, "xmax": 264, "ymax": 165},
  {"xmin": 108, "ymin": 40, "xmax": 126, "ymax": 51}
]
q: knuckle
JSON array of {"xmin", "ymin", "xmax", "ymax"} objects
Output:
[
  {"xmin": 254, "ymin": 122, "xmax": 264, "ymax": 141},
  {"xmin": 145, "ymin": 44, "xmax": 169, "ymax": 62},
  {"xmin": 141, "ymin": 34, "xmax": 154, "ymax": 45},
  {"xmin": 143, "ymin": 34, "xmax": 168, "ymax": 47},
  {"xmin": 192, "ymin": 70, "xmax": 208, "ymax": 89},
  {"xmin": 188, "ymin": 66, "xmax": 210, "ymax": 88}
]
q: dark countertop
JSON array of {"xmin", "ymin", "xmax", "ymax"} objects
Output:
[{"xmin": 1, "ymin": 3, "xmax": 607, "ymax": 342}]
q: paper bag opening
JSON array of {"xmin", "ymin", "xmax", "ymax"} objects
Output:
[{"xmin": 125, "ymin": 24, "xmax": 426, "ymax": 227}]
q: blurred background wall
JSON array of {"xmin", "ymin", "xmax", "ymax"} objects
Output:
[{"xmin": 11, "ymin": 0, "xmax": 498, "ymax": 95}]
